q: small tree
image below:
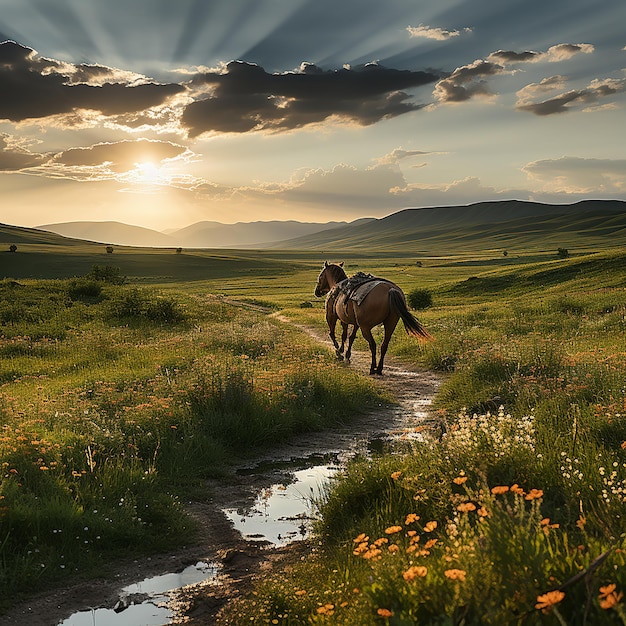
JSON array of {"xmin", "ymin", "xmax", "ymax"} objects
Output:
[
  {"xmin": 9, "ymin": 244, "xmax": 17, "ymax": 253},
  {"xmin": 176, "ymin": 247, "xmax": 183, "ymax": 254},
  {"xmin": 106, "ymin": 245, "xmax": 114, "ymax": 254},
  {"xmin": 557, "ymin": 247, "xmax": 569, "ymax": 259}
]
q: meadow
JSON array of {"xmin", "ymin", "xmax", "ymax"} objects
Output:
[{"xmin": 3, "ymin": 235, "xmax": 626, "ymax": 624}]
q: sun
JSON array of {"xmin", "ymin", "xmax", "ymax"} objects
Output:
[{"xmin": 131, "ymin": 161, "xmax": 167, "ymax": 186}]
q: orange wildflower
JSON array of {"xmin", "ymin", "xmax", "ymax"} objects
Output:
[
  {"xmin": 453, "ymin": 476, "xmax": 468, "ymax": 485},
  {"xmin": 385, "ymin": 525, "xmax": 403, "ymax": 535},
  {"xmin": 377, "ymin": 608, "xmax": 393, "ymax": 618},
  {"xmin": 353, "ymin": 541, "xmax": 369, "ymax": 555},
  {"xmin": 388, "ymin": 544, "xmax": 400, "ymax": 554},
  {"xmin": 525, "ymin": 488, "xmax": 544, "ymax": 501},
  {"xmin": 444, "ymin": 569, "xmax": 467, "ymax": 581},
  {"xmin": 405, "ymin": 513, "xmax": 420, "ymax": 525},
  {"xmin": 477, "ymin": 507, "xmax": 490, "ymax": 517},
  {"xmin": 535, "ymin": 590, "xmax": 565, "ymax": 611},
  {"xmin": 353, "ymin": 533, "xmax": 369, "ymax": 543},
  {"xmin": 403, "ymin": 565, "xmax": 428, "ymax": 581},
  {"xmin": 510, "ymin": 484, "xmax": 525, "ymax": 496},
  {"xmin": 295, "ymin": 590, "xmax": 307, "ymax": 596},
  {"xmin": 621, "ymin": 441, "xmax": 626, "ymax": 450},
  {"xmin": 317, "ymin": 603, "xmax": 335, "ymax": 615},
  {"xmin": 391, "ymin": 471, "xmax": 402, "ymax": 480},
  {"xmin": 599, "ymin": 584, "xmax": 623, "ymax": 610},
  {"xmin": 424, "ymin": 538, "xmax": 438, "ymax": 549},
  {"xmin": 424, "ymin": 521, "xmax": 437, "ymax": 532},
  {"xmin": 457, "ymin": 502, "xmax": 477, "ymax": 512},
  {"xmin": 491, "ymin": 485, "xmax": 509, "ymax": 495}
]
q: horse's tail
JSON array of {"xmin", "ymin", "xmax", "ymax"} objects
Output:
[{"xmin": 389, "ymin": 289, "xmax": 433, "ymax": 341}]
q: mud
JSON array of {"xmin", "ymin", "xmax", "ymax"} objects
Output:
[{"xmin": 1, "ymin": 313, "xmax": 441, "ymax": 626}]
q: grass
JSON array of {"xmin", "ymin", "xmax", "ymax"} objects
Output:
[
  {"xmin": 218, "ymin": 248, "xmax": 626, "ymax": 625},
  {"xmin": 0, "ymin": 274, "xmax": 385, "ymax": 610}
]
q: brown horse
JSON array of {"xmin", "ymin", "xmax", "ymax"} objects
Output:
[{"xmin": 314, "ymin": 261, "xmax": 432, "ymax": 375}]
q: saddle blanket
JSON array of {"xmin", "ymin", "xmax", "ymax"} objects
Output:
[{"xmin": 345, "ymin": 279, "xmax": 387, "ymax": 305}]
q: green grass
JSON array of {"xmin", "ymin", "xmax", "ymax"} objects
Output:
[{"xmin": 0, "ymin": 275, "xmax": 385, "ymax": 610}]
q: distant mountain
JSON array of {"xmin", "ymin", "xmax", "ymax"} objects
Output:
[
  {"xmin": 37, "ymin": 221, "xmax": 175, "ymax": 247},
  {"xmin": 273, "ymin": 200, "xmax": 626, "ymax": 252},
  {"xmin": 169, "ymin": 219, "xmax": 375, "ymax": 248}
]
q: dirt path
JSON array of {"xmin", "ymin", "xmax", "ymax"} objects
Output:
[{"xmin": 1, "ymin": 309, "xmax": 441, "ymax": 626}]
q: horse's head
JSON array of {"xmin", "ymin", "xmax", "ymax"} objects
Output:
[{"xmin": 314, "ymin": 261, "xmax": 346, "ymax": 297}]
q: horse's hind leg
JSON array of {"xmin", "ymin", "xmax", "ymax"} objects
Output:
[
  {"xmin": 360, "ymin": 326, "xmax": 378, "ymax": 375},
  {"xmin": 376, "ymin": 316, "xmax": 399, "ymax": 375},
  {"xmin": 339, "ymin": 322, "xmax": 349, "ymax": 357},
  {"xmin": 345, "ymin": 324, "xmax": 359, "ymax": 363}
]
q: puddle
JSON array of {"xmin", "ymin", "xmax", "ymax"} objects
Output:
[
  {"xmin": 223, "ymin": 459, "xmax": 339, "ymax": 545},
  {"xmin": 58, "ymin": 562, "xmax": 218, "ymax": 626}
]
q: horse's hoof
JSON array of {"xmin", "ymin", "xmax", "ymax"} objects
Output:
[
  {"xmin": 336, "ymin": 353, "xmax": 344, "ymax": 361},
  {"xmin": 345, "ymin": 357, "xmax": 351, "ymax": 364}
]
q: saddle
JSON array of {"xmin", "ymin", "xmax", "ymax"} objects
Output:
[{"xmin": 330, "ymin": 272, "xmax": 388, "ymax": 305}]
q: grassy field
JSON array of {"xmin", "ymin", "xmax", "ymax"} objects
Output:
[{"xmin": 3, "ymin": 231, "xmax": 626, "ymax": 623}]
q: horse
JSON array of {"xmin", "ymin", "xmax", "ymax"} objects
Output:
[{"xmin": 314, "ymin": 261, "xmax": 432, "ymax": 375}]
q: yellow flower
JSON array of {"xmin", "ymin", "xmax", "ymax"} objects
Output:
[
  {"xmin": 424, "ymin": 521, "xmax": 438, "ymax": 532},
  {"xmin": 491, "ymin": 485, "xmax": 509, "ymax": 495},
  {"xmin": 391, "ymin": 471, "xmax": 402, "ymax": 480},
  {"xmin": 444, "ymin": 569, "xmax": 467, "ymax": 581},
  {"xmin": 535, "ymin": 590, "xmax": 565, "ymax": 610},
  {"xmin": 403, "ymin": 565, "xmax": 428, "ymax": 581},
  {"xmin": 453, "ymin": 476, "xmax": 468, "ymax": 485},
  {"xmin": 457, "ymin": 502, "xmax": 477, "ymax": 513},
  {"xmin": 385, "ymin": 525, "xmax": 403, "ymax": 535},
  {"xmin": 525, "ymin": 488, "xmax": 544, "ymax": 501},
  {"xmin": 377, "ymin": 608, "xmax": 393, "ymax": 618},
  {"xmin": 405, "ymin": 513, "xmax": 420, "ymax": 525}
]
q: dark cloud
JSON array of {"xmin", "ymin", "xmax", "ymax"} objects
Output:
[
  {"xmin": 488, "ymin": 43, "xmax": 593, "ymax": 65},
  {"xmin": 517, "ymin": 76, "xmax": 626, "ymax": 115},
  {"xmin": 0, "ymin": 134, "xmax": 47, "ymax": 170},
  {"xmin": 433, "ymin": 59, "xmax": 504, "ymax": 103},
  {"xmin": 0, "ymin": 40, "xmax": 184, "ymax": 123},
  {"xmin": 181, "ymin": 60, "xmax": 441, "ymax": 136}
]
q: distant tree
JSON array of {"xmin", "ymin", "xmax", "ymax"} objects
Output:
[
  {"xmin": 415, "ymin": 260, "xmax": 423, "ymax": 267},
  {"xmin": 175, "ymin": 247, "xmax": 183, "ymax": 254},
  {"xmin": 407, "ymin": 288, "xmax": 433, "ymax": 310},
  {"xmin": 106, "ymin": 245, "xmax": 114, "ymax": 254},
  {"xmin": 9, "ymin": 244, "xmax": 17, "ymax": 253},
  {"xmin": 503, "ymin": 250, "xmax": 508, "ymax": 257},
  {"xmin": 557, "ymin": 247, "xmax": 570, "ymax": 259}
]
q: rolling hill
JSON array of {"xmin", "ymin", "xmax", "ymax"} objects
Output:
[{"xmin": 272, "ymin": 200, "xmax": 626, "ymax": 253}]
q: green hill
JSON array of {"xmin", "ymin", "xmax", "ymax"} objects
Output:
[{"xmin": 273, "ymin": 200, "xmax": 626, "ymax": 253}]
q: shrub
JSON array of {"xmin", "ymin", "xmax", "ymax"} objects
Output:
[
  {"xmin": 407, "ymin": 288, "xmax": 433, "ymax": 310},
  {"xmin": 67, "ymin": 279, "xmax": 103, "ymax": 300},
  {"xmin": 86, "ymin": 265, "xmax": 125, "ymax": 285},
  {"xmin": 557, "ymin": 247, "xmax": 570, "ymax": 259}
]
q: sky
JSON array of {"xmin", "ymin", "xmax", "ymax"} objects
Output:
[{"xmin": 0, "ymin": 0, "xmax": 625, "ymax": 231}]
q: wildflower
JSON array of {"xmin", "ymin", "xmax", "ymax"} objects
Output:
[
  {"xmin": 525, "ymin": 488, "xmax": 544, "ymax": 501},
  {"xmin": 424, "ymin": 538, "xmax": 438, "ymax": 549},
  {"xmin": 599, "ymin": 584, "xmax": 623, "ymax": 610},
  {"xmin": 621, "ymin": 442, "xmax": 626, "ymax": 450},
  {"xmin": 403, "ymin": 565, "xmax": 428, "ymax": 581},
  {"xmin": 377, "ymin": 608, "xmax": 393, "ymax": 618},
  {"xmin": 477, "ymin": 507, "xmax": 490, "ymax": 517},
  {"xmin": 391, "ymin": 471, "xmax": 402, "ymax": 480},
  {"xmin": 424, "ymin": 521, "xmax": 437, "ymax": 532},
  {"xmin": 317, "ymin": 603, "xmax": 335, "ymax": 616},
  {"xmin": 385, "ymin": 525, "xmax": 403, "ymax": 535},
  {"xmin": 295, "ymin": 590, "xmax": 307, "ymax": 596},
  {"xmin": 405, "ymin": 513, "xmax": 420, "ymax": 525},
  {"xmin": 353, "ymin": 542, "xmax": 369, "ymax": 555},
  {"xmin": 444, "ymin": 569, "xmax": 467, "ymax": 581},
  {"xmin": 491, "ymin": 485, "xmax": 509, "ymax": 495},
  {"xmin": 510, "ymin": 484, "xmax": 525, "ymax": 496},
  {"xmin": 457, "ymin": 502, "xmax": 477, "ymax": 513},
  {"xmin": 362, "ymin": 547, "xmax": 382, "ymax": 560},
  {"xmin": 388, "ymin": 544, "xmax": 400, "ymax": 554},
  {"xmin": 353, "ymin": 533, "xmax": 369, "ymax": 543},
  {"xmin": 535, "ymin": 590, "xmax": 565, "ymax": 611},
  {"xmin": 576, "ymin": 515, "xmax": 586, "ymax": 530},
  {"xmin": 453, "ymin": 476, "xmax": 468, "ymax": 485}
]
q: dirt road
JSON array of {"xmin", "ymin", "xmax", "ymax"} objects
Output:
[{"xmin": 1, "ymin": 311, "xmax": 441, "ymax": 626}]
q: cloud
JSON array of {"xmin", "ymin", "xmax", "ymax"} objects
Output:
[
  {"xmin": 406, "ymin": 24, "xmax": 471, "ymax": 41},
  {"xmin": 0, "ymin": 40, "xmax": 185, "ymax": 123},
  {"xmin": 516, "ymin": 76, "xmax": 626, "ymax": 115},
  {"xmin": 0, "ymin": 133, "xmax": 47, "ymax": 170},
  {"xmin": 433, "ymin": 59, "xmax": 505, "ymax": 103},
  {"xmin": 488, "ymin": 43, "xmax": 594, "ymax": 65},
  {"xmin": 181, "ymin": 60, "xmax": 442, "ymax": 136},
  {"xmin": 523, "ymin": 157, "xmax": 626, "ymax": 193},
  {"xmin": 52, "ymin": 139, "xmax": 187, "ymax": 171},
  {"xmin": 376, "ymin": 148, "xmax": 436, "ymax": 165}
]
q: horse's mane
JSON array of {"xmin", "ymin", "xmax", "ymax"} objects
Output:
[{"xmin": 327, "ymin": 263, "xmax": 347, "ymax": 282}]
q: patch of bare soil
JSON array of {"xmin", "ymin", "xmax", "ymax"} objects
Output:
[{"xmin": 1, "ymin": 312, "xmax": 441, "ymax": 626}]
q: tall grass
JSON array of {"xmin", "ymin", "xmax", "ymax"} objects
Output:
[
  {"xmin": 222, "ymin": 251, "xmax": 626, "ymax": 624},
  {"xmin": 0, "ymin": 277, "xmax": 385, "ymax": 610}
]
